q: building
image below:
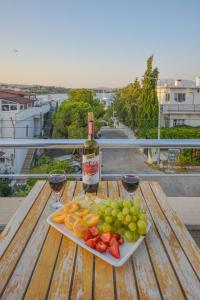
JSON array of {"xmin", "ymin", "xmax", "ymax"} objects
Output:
[
  {"xmin": 0, "ymin": 89, "xmax": 50, "ymax": 174},
  {"xmin": 157, "ymin": 77, "xmax": 200, "ymax": 127}
]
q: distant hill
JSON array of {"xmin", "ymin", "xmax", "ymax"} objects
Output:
[{"xmin": 0, "ymin": 83, "xmax": 69, "ymax": 94}]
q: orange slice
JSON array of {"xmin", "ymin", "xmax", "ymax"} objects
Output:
[
  {"xmin": 83, "ymin": 213, "xmax": 99, "ymax": 226},
  {"xmin": 75, "ymin": 208, "xmax": 89, "ymax": 217},
  {"xmin": 63, "ymin": 202, "xmax": 80, "ymax": 214},
  {"xmin": 73, "ymin": 219, "xmax": 88, "ymax": 238},
  {"xmin": 64, "ymin": 214, "xmax": 80, "ymax": 230},
  {"xmin": 51, "ymin": 210, "xmax": 65, "ymax": 224}
]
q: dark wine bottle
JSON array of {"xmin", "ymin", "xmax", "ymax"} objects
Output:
[{"xmin": 82, "ymin": 112, "xmax": 100, "ymax": 193}]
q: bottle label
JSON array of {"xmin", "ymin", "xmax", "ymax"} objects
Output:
[{"xmin": 82, "ymin": 153, "xmax": 100, "ymax": 184}]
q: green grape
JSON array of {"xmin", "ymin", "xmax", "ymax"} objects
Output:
[
  {"xmin": 122, "ymin": 218, "xmax": 130, "ymax": 225},
  {"xmin": 105, "ymin": 207, "xmax": 112, "ymax": 216},
  {"xmin": 105, "ymin": 216, "xmax": 113, "ymax": 224},
  {"xmin": 114, "ymin": 219, "xmax": 122, "ymax": 228},
  {"xmin": 132, "ymin": 205, "xmax": 141, "ymax": 215},
  {"xmin": 112, "ymin": 209, "xmax": 120, "ymax": 217},
  {"xmin": 125, "ymin": 230, "xmax": 134, "ymax": 242},
  {"xmin": 138, "ymin": 228, "xmax": 147, "ymax": 235},
  {"xmin": 111, "ymin": 201, "xmax": 118, "ymax": 209},
  {"xmin": 118, "ymin": 200, "xmax": 124, "ymax": 208},
  {"xmin": 132, "ymin": 231, "xmax": 140, "ymax": 241},
  {"xmin": 134, "ymin": 199, "xmax": 142, "ymax": 206},
  {"xmin": 137, "ymin": 220, "xmax": 147, "ymax": 231},
  {"xmin": 125, "ymin": 214, "xmax": 132, "ymax": 223},
  {"xmin": 111, "ymin": 226, "xmax": 118, "ymax": 233},
  {"xmin": 128, "ymin": 222, "xmax": 136, "ymax": 232},
  {"xmin": 139, "ymin": 213, "xmax": 147, "ymax": 222},
  {"xmin": 122, "ymin": 207, "xmax": 130, "ymax": 215},
  {"xmin": 132, "ymin": 215, "xmax": 138, "ymax": 222},
  {"xmin": 130, "ymin": 206, "xmax": 138, "ymax": 215},
  {"xmin": 102, "ymin": 223, "xmax": 112, "ymax": 232},
  {"xmin": 123, "ymin": 200, "xmax": 132, "ymax": 208},
  {"xmin": 118, "ymin": 227, "xmax": 125, "ymax": 235},
  {"xmin": 117, "ymin": 212, "xmax": 125, "ymax": 221},
  {"xmin": 99, "ymin": 204, "xmax": 106, "ymax": 212}
]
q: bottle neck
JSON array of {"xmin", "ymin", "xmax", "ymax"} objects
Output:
[{"xmin": 88, "ymin": 120, "xmax": 94, "ymax": 140}]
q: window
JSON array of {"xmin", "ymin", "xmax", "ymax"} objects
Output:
[
  {"xmin": 20, "ymin": 105, "xmax": 24, "ymax": 110},
  {"xmin": 0, "ymin": 157, "xmax": 5, "ymax": 163},
  {"xmin": 165, "ymin": 93, "xmax": 170, "ymax": 102},
  {"xmin": 24, "ymin": 104, "xmax": 27, "ymax": 109},
  {"xmin": 26, "ymin": 125, "xmax": 29, "ymax": 137},
  {"xmin": 10, "ymin": 105, "xmax": 17, "ymax": 110},
  {"xmin": 28, "ymin": 103, "xmax": 32, "ymax": 107},
  {"xmin": 2, "ymin": 105, "xmax": 9, "ymax": 111},
  {"xmin": 174, "ymin": 93, "xmax": 185, "ymax": 102},
  {"xmin": 173, "ymin": 119, "xmax": 185, "ymax": 126}
]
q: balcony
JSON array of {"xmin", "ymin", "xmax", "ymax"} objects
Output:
[
  {"xmin": 162, "ymin": 104, "xmax": 200, "ymax": 113},
  {"xmin": 0, "ymin": 138, "xmax": 200, "ymax": 298}
]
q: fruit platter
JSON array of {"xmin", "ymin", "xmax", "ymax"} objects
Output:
[{"xmin": 47, "ymin": 196, "xmax": 151, "ymax": 267}]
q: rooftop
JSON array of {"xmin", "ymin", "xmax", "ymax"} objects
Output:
[{"xmin": 0, "ymin": 89, "xmax": 35, "ymax": 104}]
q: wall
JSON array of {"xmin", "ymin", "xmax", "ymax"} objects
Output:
[{"xmin": 0, "ymin": 104, "xmax": 50, "ymax": 174}]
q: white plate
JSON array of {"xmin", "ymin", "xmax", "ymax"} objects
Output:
[{"xmin": 47, "ymin": 210, "xmax": 151, "ymax": 267}]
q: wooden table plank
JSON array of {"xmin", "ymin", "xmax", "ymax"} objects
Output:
[
  {"xmin": 150, "ymin": 181, "xmax": 200, "ymax": 280},
  {"xmin": 119, "ymin": 182, "xmax": 162, "ymax": 300},
  {"xmin": 24, "ymin": 182, "xmax": 75, "ymax": 300},
  {"xmin": 45, "ymin": 182, "xmax": 77, "ymax": 300},
  {"xmin": 1, "ymin": 185, "xmax": 54, "ymax": 300},
  {"xmin": 0, "ymin": 180, "xmax": 46, "ymax": 257},
  {"xmin": 1, "ymin": 180, "xmax": 199, "ymax": 300},
  {"xmin": 132, "ymin": 243, "xmax": 162, "ymax": 300},
  {"xmin": 70, "ymin": 182, "xmax": 94, "ymax": 300},
  {"xmin": 119, "ymin": 181, "xmax": 185, "ymax": 300},
  {"xmin": 140, "ymin": 181, "xmax": 200, "ymax": 299},
  {"xmin": 0, "ymin": 181, "xmax": 51, "ymax": 297},
  {"xmin": 94, "ymin": 181, "xmax": 115, "ymax": 300},
  {"xmin": 108, "ymin": 181, "xmax": 139, "ymax": 300}
]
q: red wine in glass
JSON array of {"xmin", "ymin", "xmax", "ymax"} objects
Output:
[
  {"xmin": 48, "ymin": 170, "xmax": 66, "ymax": 209},
  {"xmin": 49, "ymin": 176, "xmax": 65, "ymax": 193},
  {"xmin": 122, "ymin": 174, "xmax": 139, "ymax": 193}
]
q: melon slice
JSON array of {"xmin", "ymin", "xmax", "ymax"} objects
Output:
[
  {"xmin": 51, "ymin": 210, "xmax": 65, "ymax": 224},
  {"xmin": 63, "ymin": 202, "xmax": 80, "ymax": 214},
  {"xmin": 64, "ymin": 214, "xmax": 81, "ymax": 230},
  {"xmin": 73, "ymin": 220, "xmax": 88, "ymax": 238},
  {"xmin": 83, "ymin": 213, "xmax": 99, "ymax": 226}
]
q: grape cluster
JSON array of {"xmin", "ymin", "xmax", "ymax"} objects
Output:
[{"xmin": 98, "ymin": 199, "xmax": 148, "ymax": 242}]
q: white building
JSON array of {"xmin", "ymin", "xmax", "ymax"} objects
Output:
[
  {"xmin": 0, "ymin": 89, "xmax": 50, "ymax": 174},
  {"xmin": 157, "ymin": 77, "xmax": 200, "ymax": 127}
]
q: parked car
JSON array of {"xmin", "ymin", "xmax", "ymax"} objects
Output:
[{"xmin": 70, "ymin": 161, "xmax": 82, "ymax": 173}]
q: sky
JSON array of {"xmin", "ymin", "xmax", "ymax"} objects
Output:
[{"xmin": 1, "ymin": 0, "xmax": 200, "ymax": 88}]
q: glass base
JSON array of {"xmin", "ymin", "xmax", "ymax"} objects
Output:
[{"xmin": 51, "ymin": 201, "xmax": 63, "ymax": 210}]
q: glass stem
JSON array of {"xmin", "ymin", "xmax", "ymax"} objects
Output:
[{"xmin": 55, "ymin": 192, "xmax": 60, "ymax": 203}]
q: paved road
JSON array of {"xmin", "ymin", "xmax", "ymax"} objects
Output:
[{"xmin": 101, "ymin": 128, "xmax": 200, "ymax": 197}]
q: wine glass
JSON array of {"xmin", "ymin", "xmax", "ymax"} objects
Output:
[
  {"xmin": 48, "ymin": 170, "xmax": 66, "ymax": 209},
  {"xmin": 121, "ymin": 174, "xmax": 139, "ymax": 199}
]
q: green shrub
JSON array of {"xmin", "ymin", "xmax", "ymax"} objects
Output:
[
  {"xmin": 137, "ymin": 126, "xmax": 200, "ymax": 139},
  {"xmin": 178, "ymin": 149, "xmax": 200, "ymax": 166},
  {"xmin": 0, "ymin": 180, "xmax": 12, "ymax": 196}
]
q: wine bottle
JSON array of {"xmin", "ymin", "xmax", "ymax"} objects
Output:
[{"xmin": 82, "ymin": 112, "xmax": 100, "ymax": 193}]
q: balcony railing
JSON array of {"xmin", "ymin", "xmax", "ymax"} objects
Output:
[
  {"xmin": 162, "ymin": 104, "xmax": 200, "ymax": 113},
  {"xmin": 0, "ymin": 138, "xmax": 200, "ymax": 179}
]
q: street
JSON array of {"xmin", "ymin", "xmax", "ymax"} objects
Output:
[{"xmin": 101, "ymin": 127, "xmax": 200, "ymax": 197}]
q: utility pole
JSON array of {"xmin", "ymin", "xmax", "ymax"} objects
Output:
[{"xmin": 157, "ymin": 79, "xmax": 161, "ymax": 164}]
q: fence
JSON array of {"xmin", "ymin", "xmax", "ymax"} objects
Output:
[{"xmin": 0, "ymin": 138, "xmax": 200, "ymax": 179}]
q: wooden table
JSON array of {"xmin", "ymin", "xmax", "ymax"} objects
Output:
[{"xmin": 0, "ymin": 181, "xmax": 200, "ymax": 300}]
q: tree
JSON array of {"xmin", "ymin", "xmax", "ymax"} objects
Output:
[
  {"xmin": 136, "ymin": 56, "xmax": 158, "ymax": 130},
  {"xmin": 52, "ymin": 89, "xmax": 104, "ymax": 138},
  {"xmin": 112, "ymin": 55, "xmax": 158, "ymax": 132}
]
